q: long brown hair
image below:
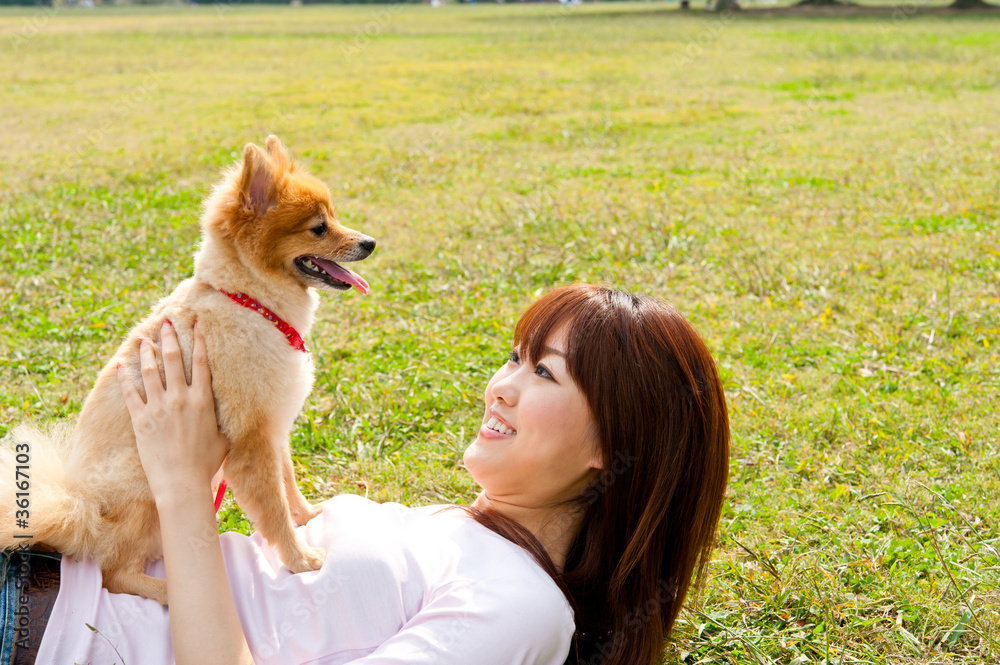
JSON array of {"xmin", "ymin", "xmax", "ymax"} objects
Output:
[{"xmin": 466, "ymin": 284, "xmax": 730, "ymax": 665}]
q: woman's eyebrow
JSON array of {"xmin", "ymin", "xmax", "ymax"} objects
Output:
[{"xmin": 538, "ymin": 346, "xmax": 567, "ymax": 359}]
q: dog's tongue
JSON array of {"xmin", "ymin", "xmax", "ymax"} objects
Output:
[{"xmin": 311, "ymin": 257, "xmax": 370, "ymax": 295}]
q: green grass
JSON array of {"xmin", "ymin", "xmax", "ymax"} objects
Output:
[{"xmin": 2, "ymin": 4, "xmax": 999, "ymax": 663}]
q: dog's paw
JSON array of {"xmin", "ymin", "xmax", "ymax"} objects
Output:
[
  {"xmin": 285, "ymin": 545, "xmax": 326, "ymax": 574},
  {"xmin": 290, "ymin": 502, "xmax": 323, "ymax": 527}
]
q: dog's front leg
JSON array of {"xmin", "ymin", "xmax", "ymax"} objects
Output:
[
  {"xmin": 225, "ymin": 438, "xmax": 325, "ymax": 574},
  {"xmin": 282, "ymin": 445, "xmax": 322, "ymax": 527}
]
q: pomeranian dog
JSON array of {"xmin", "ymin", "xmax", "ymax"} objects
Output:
[{"xmin": 0, "ymin": 135, "xmax": 374, "ymax": 605}]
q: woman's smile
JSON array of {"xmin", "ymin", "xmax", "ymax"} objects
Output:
[{"xmin": 481, "ymin": 411, "xmax": 517, "ymax": 437}]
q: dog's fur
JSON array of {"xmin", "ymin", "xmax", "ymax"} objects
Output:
[{"xmin": 0, "ymin": 136, "xmax": 374, "ymax": 605}]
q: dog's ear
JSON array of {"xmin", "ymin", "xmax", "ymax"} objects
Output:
[
  {"xmin": 238, "ymin": 143, "xmax": 276, "ymax": 216},
  {"xmin": 265, "ymin": 135, "xmax": 292, "ymax": 173}
]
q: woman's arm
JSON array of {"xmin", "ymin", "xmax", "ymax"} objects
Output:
[{"xmin": 118, "ymin": 319, "xmax": 253, "ymax": 665}]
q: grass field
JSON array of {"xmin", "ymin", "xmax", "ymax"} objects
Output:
[{"xmin": 2, "ymin": 4, "xmax": 999, "ymax": 663}]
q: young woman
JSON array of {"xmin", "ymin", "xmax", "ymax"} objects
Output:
[{"xmin": 4, "ymin": 284, "xmax": 730, "ymax": 665}]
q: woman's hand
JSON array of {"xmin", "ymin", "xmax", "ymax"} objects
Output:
[
  {"xmin": 119, "ymin": 320, "xmax": 253, "ymax": 665},
  {"xmin": 118, "ymin": 319, "xmax": 229, "ymax": 507}
]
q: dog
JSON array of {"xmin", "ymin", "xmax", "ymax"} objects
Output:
[{"xmin": 0, "ymin": 135, "xmax": 374, "ymax": 605}]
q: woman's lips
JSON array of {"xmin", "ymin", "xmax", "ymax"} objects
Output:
[{"xmin": 479, "ymin": 424, "xmax": 516, "ymax": 440}]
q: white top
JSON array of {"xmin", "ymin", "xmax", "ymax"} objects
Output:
[{"xmin": 37, "ymin": 494, "xmax": 575, "ymax": 665}]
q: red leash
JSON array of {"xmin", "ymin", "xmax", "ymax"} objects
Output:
[{"xmin": 213, "ymin": 480, "xmax": 227, "ymax": 514}]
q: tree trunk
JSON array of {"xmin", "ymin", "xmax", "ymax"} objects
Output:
[
  {"xmin": 710, "ymin": 0, "xmax": 739, "ymax": 11},
  {"xmin": 949, "ymin": 0, "xmax": 996, "ymax": 8}
]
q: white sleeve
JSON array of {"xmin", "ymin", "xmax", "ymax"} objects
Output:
[{"xmin": 314, "ymin": 581, "xmax": 574, "ymax": 665}]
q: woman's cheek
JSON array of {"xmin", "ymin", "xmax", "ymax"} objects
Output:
[{"xmin": 512, "ymin": 445, "xmax": 548, "ymax": 480}]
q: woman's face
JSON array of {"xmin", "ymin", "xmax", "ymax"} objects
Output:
[{"xmin": 463, "ymin": 323, "xmax": 604, "ymax": 509}]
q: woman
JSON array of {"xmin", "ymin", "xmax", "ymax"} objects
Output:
[{"xmin": 5, "ymin": 284, "xmax": 730, "ymax": 665}]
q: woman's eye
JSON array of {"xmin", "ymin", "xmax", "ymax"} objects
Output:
[
  {"xmin": 311, "ymin": 222, "xmax": 327, "ymax": 237},
  {"xmin": 534, "ymin": 364, "xmax": 553, "ymax": 379},
  {"xmin": 507, "ymin": 350, "xmax": 520, "ymax": 364}
]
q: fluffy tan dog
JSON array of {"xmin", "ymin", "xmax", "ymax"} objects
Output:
[{"xmin": 1, "ymin": 136, "xmax": 375, "ymax": 605}]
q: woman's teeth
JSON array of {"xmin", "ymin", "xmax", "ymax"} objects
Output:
[{"xmin": 486, "ymin": 417, "xmax": 515, "ymax": 435}]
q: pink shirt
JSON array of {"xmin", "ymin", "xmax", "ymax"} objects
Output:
[{"xmin": 37, "ymin": 494, "xmax": 575, "ymax": 664}]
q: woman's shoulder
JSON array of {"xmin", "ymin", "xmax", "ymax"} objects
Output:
[
  {"xmin": 418, "ymin": 507, "xmax": 576, "ymax": 622},
  {"xmin": 313, "ymin": 496, "xmax": 573, "ymax": 603},
  {"xmin": 265, "ymin": 496, "xmax": 576, "ymax": 662},
  {"xmin": 309, "ymin": 496, "xmax": 573, "ymax": 599}
]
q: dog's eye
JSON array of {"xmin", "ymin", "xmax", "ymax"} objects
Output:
[{"xmin": 311, "ymin": 222, "xmax": 328, "ymax": 238}]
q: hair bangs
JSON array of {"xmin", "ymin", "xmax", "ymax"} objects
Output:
[{"xmin": 512, "ymin": 285, "xmax": 597, "ymax": 371}]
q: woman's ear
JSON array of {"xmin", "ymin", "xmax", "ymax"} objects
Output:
[{"xmin": 587, "ymin": 434, "xmax": 605, "ymax": 470}]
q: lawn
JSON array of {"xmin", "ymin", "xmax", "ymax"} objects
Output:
[{"xmin": 1, "ymin": 3, "xmax": 998, "ymax": 663}]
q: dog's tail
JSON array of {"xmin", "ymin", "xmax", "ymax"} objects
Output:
[{"xmin": 0, "ymin": 424, "xmax": 103, "ymax": 554}]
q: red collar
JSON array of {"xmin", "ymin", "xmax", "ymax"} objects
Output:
[{"xmin": 220, "ymin": 290, "xmax": 308, "ymax": 353}]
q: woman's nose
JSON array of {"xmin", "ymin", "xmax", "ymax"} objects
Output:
[{"xmin": 488, "ymin": 366, "xmax": 518, "ymax": 405}]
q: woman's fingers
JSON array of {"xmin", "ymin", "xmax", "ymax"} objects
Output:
[
  {"xmin": 139, "ymin": 337, "xmax": 164, "ymax": 401},
  {"xmin": 117, "ymin": 363, "xmax": 146, "ymax": 411},
  {"xmin": 160, "ymin": 319, "xmax": 188, "ymax": 390}
]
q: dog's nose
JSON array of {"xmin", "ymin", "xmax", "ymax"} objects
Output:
[{"xmin": 359, "ymin": 237, "xmax": 376, "ymax": 255}]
